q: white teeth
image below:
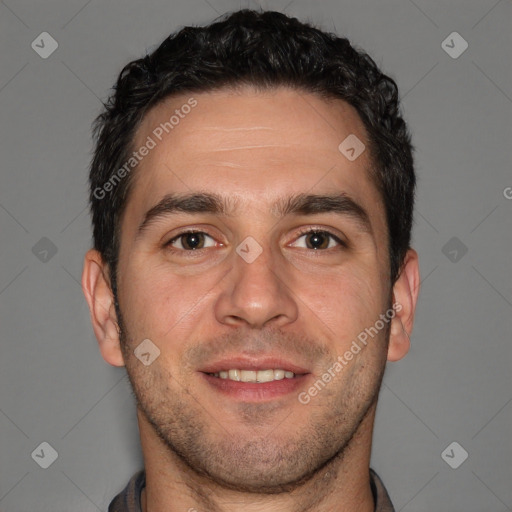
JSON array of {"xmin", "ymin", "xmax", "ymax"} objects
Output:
[
  {"xmin": 211, "ymin": 368, "xmax": 297, "ymax": 382},
  {"xmin": 256, "ymin": 369, "xmax": 275, "ymax": 383},
  {"xmin": 273, "ymin": 369, "xmax": 285, "ymax": 380},
  {"xmin": 241, "ymin": 370, "xmax": 257, "ymax": 383},
  {"xmin": 228, "ymin": 369, "xmax": 241, "ymax": 381}
]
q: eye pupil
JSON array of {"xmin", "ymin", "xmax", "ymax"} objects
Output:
[
  {"xmin": 307, "ymin": 232, "xmax": 329, "ymax": 250},
  {"xmin": 182, "ymin": 232, "xmax": 203, "ymax": 250},
  {"xmin": 170, "ymin": 230, "xmax": 338, "ymax": 253}
]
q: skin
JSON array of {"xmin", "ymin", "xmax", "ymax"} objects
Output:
[{"xmin": 82, "ymin": 86, "xmax": 420, "ymax": 512}]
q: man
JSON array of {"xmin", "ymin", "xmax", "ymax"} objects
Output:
[{"xmin": 82, "ymin": 9, "xmax": 419, "ymax": 512}]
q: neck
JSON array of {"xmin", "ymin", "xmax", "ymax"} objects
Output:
[{"xmin": 138, "ymin": 404, "xmax": 377, "ymax": 512}]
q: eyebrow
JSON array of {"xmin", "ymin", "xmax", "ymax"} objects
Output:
[{"xmin": 136, "ymin": 191, "xmax": 372, "ymax": 237}]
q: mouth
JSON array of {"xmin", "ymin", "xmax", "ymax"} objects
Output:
[
  {"xmin": 207, "ymin": 368, "xmax": 300, "ymax": 382},
  {"xmin": 199, "ymin": 357, "xmax": 311, "ymax": 401}
]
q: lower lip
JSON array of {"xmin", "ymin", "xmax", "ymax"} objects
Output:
[{"xmin": 201, "ymin": 372, "xmax": 310, "ymax": 401}]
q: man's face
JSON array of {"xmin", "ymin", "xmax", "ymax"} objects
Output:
[{"xmin": 114, "ymin": 87, "xmax": 394, "ymax": 492}]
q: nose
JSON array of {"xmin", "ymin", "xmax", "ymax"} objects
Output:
[{"xmin": 214, "ymin": 242, "xmax": 299, "ymax": 329}]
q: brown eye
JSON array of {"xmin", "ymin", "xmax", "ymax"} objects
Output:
[
  {"xmin": 305, "ymin": 232, "xmax": 330, "ymax": 249},
  {"xmin": 291, "ymin": 230, "xmax": 344, "ymax": 250},
  {"xmin": 167, "ymin": 232, "xmax": 215, "ymax": 251}
]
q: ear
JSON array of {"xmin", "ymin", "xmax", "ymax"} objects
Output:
[
  {"xmin": 387, "ymin": 248, "xmax": 420, "ymax": 362},
  {"xmin": 81, "ymin": 249, "xmax": 125, "ymax": 367}
]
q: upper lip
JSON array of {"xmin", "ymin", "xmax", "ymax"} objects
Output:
[{"xmin": 200, "ymin": 356, "xmax": 310, "ymax": 375}]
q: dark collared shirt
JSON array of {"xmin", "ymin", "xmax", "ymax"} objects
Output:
[{"xmin": 108, "ymin": 468, "xmax": 395, "ymax": 511}]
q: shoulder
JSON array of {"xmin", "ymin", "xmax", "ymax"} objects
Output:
[
  {"xmin": 108, "ymin": 470, "xmax": 146, "ymax": 512},
  {"xmin": 369, "ymin": 468, "xmax": 396, "ymax": 512}
]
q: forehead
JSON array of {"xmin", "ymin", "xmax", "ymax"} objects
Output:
[
  {"xmin": 136, "ymin": 86, "xmax": 368, "ymax": 166},
  {"xmin": 124, "ymin": 86, "xmax": 385, "ymax": 237}
]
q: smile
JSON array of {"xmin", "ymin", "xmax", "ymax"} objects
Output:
[{"xmin": 207, "ymin": 369, "xmax": 297, "ymax": 383}]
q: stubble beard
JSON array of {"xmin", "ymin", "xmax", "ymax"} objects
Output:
[{"xmin": 116, "ymin": 304, "xmax": 389, "ymax": 495}]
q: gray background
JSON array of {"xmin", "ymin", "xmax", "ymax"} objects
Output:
[{"xmin": 0, "ymin": 0, "xmax": 510, "ymax": 511}]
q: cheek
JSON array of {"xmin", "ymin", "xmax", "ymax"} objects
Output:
[
  {"xmin": 120, "ymin": 258, "xmax": 225, "ymax": 342},
  {"xmin": 300, "ymin": 263, "xmax": 386, "ymax": 346}
]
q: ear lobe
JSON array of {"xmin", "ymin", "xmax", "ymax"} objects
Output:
[
  {"xmin": 387, "ymin": 249, "xmax": 420, "ymax": 362},
  {"xmin": 81, "ymin": 249, "xmax": 125, "ymax": 367}
]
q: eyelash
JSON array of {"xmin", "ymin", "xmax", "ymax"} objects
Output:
[
  {"xmin": 294, "ymin": 227, "xmax": 346, "ymax": 248},
  {"xmin": 165, "ymin": 228, "xmax": 346, "ymax": 254}
]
